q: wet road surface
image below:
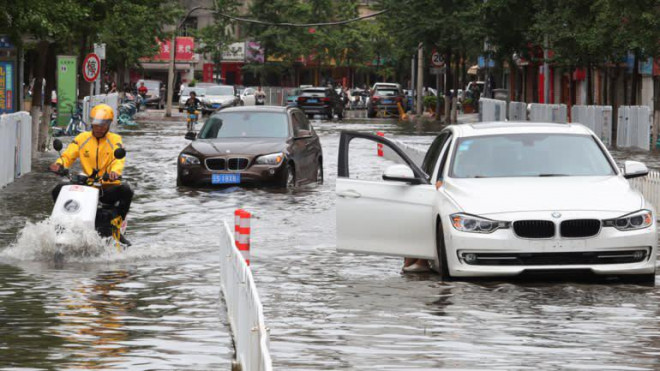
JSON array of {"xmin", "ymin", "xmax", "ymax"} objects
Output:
[{"xmin": 0, "ymin": 110, "xmax": 659, "ymax": 370}]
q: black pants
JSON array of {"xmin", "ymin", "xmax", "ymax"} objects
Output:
[{"xmin": 52, "ymin": 183, "xmax": 134, "ymax": 220}]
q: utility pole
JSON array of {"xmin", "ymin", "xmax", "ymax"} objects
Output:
[
  {"xmin": 166, "ymin": 6, "xmax": 202, "ymax": 117},
  {"xmin": 416, "ymin": 43, "xmax": 423, "ymax": 115}
]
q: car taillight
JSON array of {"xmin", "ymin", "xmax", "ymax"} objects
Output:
[
  {"xmin": 297, "ymin": 97, "xmax": 306, "ymax": 102},
  {"xmin": 372, "ymin": 96, "xmax": 379, "ymax": 102},
  {"xmin": 322, "ymin": 97, "xmax": 331, "ymax": 102}
]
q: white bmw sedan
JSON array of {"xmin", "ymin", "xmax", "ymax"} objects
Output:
[{"xmin": 336, "ymin": 122, "xmax": 657, "ymax": 283}]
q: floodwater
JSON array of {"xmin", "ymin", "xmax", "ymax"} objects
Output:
[{"xmin": 1, "ymin": 110, "xmax": 660, "ymax": 370}]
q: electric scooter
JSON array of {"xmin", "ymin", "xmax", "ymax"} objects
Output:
[{"xmin": 50, "ymin": 139, "xmax": 129, "ymax": 261}]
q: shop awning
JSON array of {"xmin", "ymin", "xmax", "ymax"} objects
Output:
[{"xmin": 467, "ymin": 65, "xmax": 479, "ymax": 75}]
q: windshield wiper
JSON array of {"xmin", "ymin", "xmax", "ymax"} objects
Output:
[{"xmin": 538, "ymin": 173, "xmax": 569, "ymax": 177}]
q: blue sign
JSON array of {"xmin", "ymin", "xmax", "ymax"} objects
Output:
[
  {"xmin": 0, "ymin": 35, "xmax": 13, "ymax": 49},
  {"xmin": 478, "ymin": 56, "xmax": 495, "ymax": 69},
  {"xmin": 639, "ymin": 57, "xmax": 654, "ymax": 75},
  {"xmin": 0, "ymin": 61, "xmax": 15, "ymax": 113}
]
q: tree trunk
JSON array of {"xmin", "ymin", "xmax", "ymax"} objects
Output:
[
  {"xmin": 586, "ymin": 63, "xmax": 593, "ymax": 105},
  {"xmin": 451, "ymin": 52, "xmax": 460, "ymax": 123},
  {"xmin": 611, "ymin": 68, "xmax": 619, "ymax": 144},
  {"xmin": 30, "ymin": 40, "xmax": 48, "ymax": 159},
  {"xmin": 38, "ymin": 44, "xmax": 56, "ymax": 152},
  {"xmin": 444, "ymin": 49, "xmax": 452, "ymax": 125},
  {"xmin": 630, "ymin": 53, "xmax": 639, "ymax": 106},
  {"xmin": 78, "ymin": 35, "xmax": 90, "ymax": 99}
]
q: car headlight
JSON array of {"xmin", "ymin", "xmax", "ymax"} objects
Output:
[
  {"xmin": 255, "ymin": 153, "xmax": 284, "ymax": 166},
  {"xmin": 450, "ymin": 213, "xmax": 510, "ymax": 234},
  {"xmin": 179, "ymin": 153, "xmax": 200, "ymax": 166},
  {"xmin": 603, "ymin": 210, "xmax": 653, "ymax": 231}
]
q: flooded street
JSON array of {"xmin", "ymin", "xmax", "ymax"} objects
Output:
[{"xmin": 1, "ymin": 111, "xmax": 660, "ymax": 370}]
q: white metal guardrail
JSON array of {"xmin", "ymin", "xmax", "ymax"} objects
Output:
[
  {"xmin": 629, "ymin": 170, "xmax": 660, "ymax": 219},
  {"xmin": 508, "ymin": 101, "xmax": 527, "ymax": 121},
  {"xmin": 83, "ymin": 93, "xmax": 119, "ymax": 127},
  {"xmin": 220, "ymin": 221, "xmax": 272, "ymax": 371},
  {"xmin": 571, "ymin": 105, "xmax": 613, "ymax": 146},
  {"xmin": 528, "ymin": 103, "xmax": 568, "ymax": 123},
  {"xmin": 617, "ymin": 106, "xmax": 651, "ymax": 151},
  {"xmin": 478, "ymin": 98, "xmax": 506, "ymax": 122},
  {"xmin": 0, "ymin": 112, "xmax": 32, "ymax": 188}
]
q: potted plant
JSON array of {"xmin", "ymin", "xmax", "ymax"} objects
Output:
[
  {"xmin": 463, "ymin": 97, "xmax": 475, "ymax": 113},
  {"xmin": 423, "ymin": 95, "xmax": 444, "ymax": 115}
]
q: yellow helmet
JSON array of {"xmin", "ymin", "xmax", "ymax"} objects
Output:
[{"xmin": 90, "ymin": 104, "xmax": 114, "ymax": 126}]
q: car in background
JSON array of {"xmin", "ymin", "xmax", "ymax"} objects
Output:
[
  {"xmin": 465, "ymin": 81, "xmax": 485, "ymax": 99},
  {"xmin": 337, "ymin": 122, "xmax": 657, "ymax": 283},
  {"xmin": 179, "ymin": 87, "xmax": 207, "ymax": 112},
  {"xmin": 367, "ymin": 87, "xmax": 404, "ymax": 118},
  {"xmin": 177, "ymin": 106, "xmax": 323, "ymax": 188},
  {"xmin": 239, "ymin": 87, "xmax": 256, "ymax": 106},
  {"xmin": 296, "ymin": 87, "xmax": 343, "ymax": 120},
  {"xmin": 201, "ymin": 85, "xmax": 239, "ymax": 114},
  {"xmin": 371, "ymin": 82, "xmax": 402, "ymax": 92},
  {"xmin": 285, "ymin": 88, "xmax": 302, "ymax": 106},
  {"xmin": 137, "ymin": 79, "xmax": 165, "ymax": 109}
]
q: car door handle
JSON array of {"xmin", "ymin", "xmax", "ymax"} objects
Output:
[{"xmin": 337, "ymin": 190, "xmax": 361, "ymax": 198}]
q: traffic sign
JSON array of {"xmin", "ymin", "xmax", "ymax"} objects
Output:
[
  {"xmin": 94, "ymin": 43, "xmax": 106, "ymax": 60},
  {"xmin": 82, "ymin": 53, "xmax": 100, "ymax": 83},
  {"xmin": 430, "ymin": 67, "xmax": 446, "ymax": 75},
  {"xmin": 431, "ymin": 51, "xmax": 444, "ymax": 67}
]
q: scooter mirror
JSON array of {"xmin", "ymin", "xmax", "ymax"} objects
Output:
[
  {"xmin": 53, "ymin": 139, "xmax": 63, "ymax": 152},
  {"xmin": 114, "ymin": 148, "xmax": 126, "ymax": 160}
]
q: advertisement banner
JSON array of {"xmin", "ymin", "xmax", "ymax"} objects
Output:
[
  {"xmin": 0, "ymin": 61, "xmax": 15, "ymax": 113},
  {"xmin": 222, "ymin": 42, "xmax": 246, "ymax": 61},
  {"xmin": 203, "ymin": 63, "xmax": 214, "ymax": 83},
  {"xmin": 56, "ymin": 56, "xmax": 78, "ymax": 127},
  {"xmin": 150, "ymin": 37, "xmax": 195, "ymax": 61},
  {"xmin": 246, "ymin": 42, "xmax": 264, "ymax": 63}
]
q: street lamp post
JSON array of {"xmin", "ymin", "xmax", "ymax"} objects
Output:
[{"xmin": 166, "ymin": 6, "xmax": 203, "ymax": 117}]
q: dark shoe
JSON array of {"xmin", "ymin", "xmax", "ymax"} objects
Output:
[{"xmin": 119, "ymin": 234, "xmax": 132, "ymax": 247}]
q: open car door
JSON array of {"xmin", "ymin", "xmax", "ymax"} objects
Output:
[{"xmin": 336, "ymin": 131, "xmax": 438, "ymax": 259}]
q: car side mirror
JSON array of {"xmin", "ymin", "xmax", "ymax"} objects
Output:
[
  {"xmin": 295, "ymin": 129, "xmax": 312, "ymax": 139},
  {"xmin": 114, "ymin": 147, "xmax": 126, "ymax": 160},
  {"xmin": 382, "ymin": 164, "xmax": 422, "ymax": 184},
  {"xmin": 185, "ymin": 131, "xmax": 197, "ymax": 140},
  {"xmin": 623, "ymin": 160, "xmax": 648, "ymax": 179},
  {"xmin": 53, "ymin": 139, "xmax": 63, "ymax": 151}
]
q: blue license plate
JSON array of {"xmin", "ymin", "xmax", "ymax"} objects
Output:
[
  {"xmin": 212, "ymin": 173, "xmax": 241, "ymax": 184},
  {"xmin": 212, "ymin": 104, "xmax": 220, "ymax": 108},
  {"xmin": 308, "ymin": 99, "xmax": 318, "ymax": 103},
  {"xmin": 383, "ymin": 99, "xmax": 392, "ymax": 104}
]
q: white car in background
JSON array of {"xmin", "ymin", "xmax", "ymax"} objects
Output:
[
  {"xmin": 201, "ymin": 85, "xmax": 239, "ymax": 114},
  {"xmin": 178, "ymin": 86, "xmax": 206, "ymax": 112},
  {"xmin": 337, "ymin": 122, "xmax": 657, "ymax": 283},
  {"xmin": 239, "ymin": 87, "xmax": 256, "ymax": 106}
]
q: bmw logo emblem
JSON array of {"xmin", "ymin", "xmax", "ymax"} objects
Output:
[{"xmin": 552, "ymin": 212, "xmax": 562, "ymax": 218}]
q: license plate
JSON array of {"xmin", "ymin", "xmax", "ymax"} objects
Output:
[
  {"xmin": 308, "ymin": 99, "xmax": 318, "ymax": 103},
  {"xmin": 383, "ymin": 99, "xmax": 392, "ymax": 104},
  {"xmin": 212, "ymin": 104, "xmax": 220, "ymax": 108},
  {"xmin": 212, "ymin": 173, "xmax": 241, "ymax": 184}
]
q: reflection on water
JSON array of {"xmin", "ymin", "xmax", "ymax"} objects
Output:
[{"xmin": 1, "ymin": 114, "xmax": 660, "ymax": 369}]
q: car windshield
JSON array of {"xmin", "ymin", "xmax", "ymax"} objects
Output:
[
  {"xmin": 198, "ymin": 112, "xmax": 289, "ymax": 139},
  {"xmin": 450, "ymin": 133, "xmax": 615, "ymax": 178},
  {"xmin": 375, "ymin": 89, "xmax": 398, "ymax": 97},
  {"xmin": 206, "ymin": 86, "xmax": 235, "ymax": 95},
  {"xmin": 182, "ymin": 87, "xmax": 206, "ymax": 96}
]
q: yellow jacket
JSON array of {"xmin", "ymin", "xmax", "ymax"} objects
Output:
[{"xmin": 56, "ymin": 131, "xmax": 125, "ymax": 185}]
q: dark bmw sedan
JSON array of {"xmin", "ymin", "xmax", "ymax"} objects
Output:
[{"xmin": 177, "ymin": 106, "xmax": 323, "ymax": 187}]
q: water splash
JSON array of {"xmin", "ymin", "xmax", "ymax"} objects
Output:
[{"xmin": 1, "ymin": 218, "xmax": 121, "ymax": 263}]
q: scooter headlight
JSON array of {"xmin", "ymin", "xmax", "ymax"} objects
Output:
[
  {"xmin": 255, "ymin": 153, "xmax": 284, "ymax": 166},
  {"xmin": 179, "ymin": 153, "xmax": 200, "ymax": 166},
  {"xmin": 450, "ymin": 213, "xmax": 510, "ymax": 234},
  {"xmin": 603, "ymin": 210, "xmax": 653, "ymax": 231}
]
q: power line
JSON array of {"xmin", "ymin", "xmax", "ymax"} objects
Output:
[{"xmin": 209, "ymin": 9, "xmax": 388, "ymax": 27}]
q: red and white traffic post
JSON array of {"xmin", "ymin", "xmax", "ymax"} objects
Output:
[
  {"xmin": 234, "ymin": 209, "xmax": 251, "ymax": 265},
  {"xmin": 377, "ymin": 131, "xmax": 385, "ymax": 156}
]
